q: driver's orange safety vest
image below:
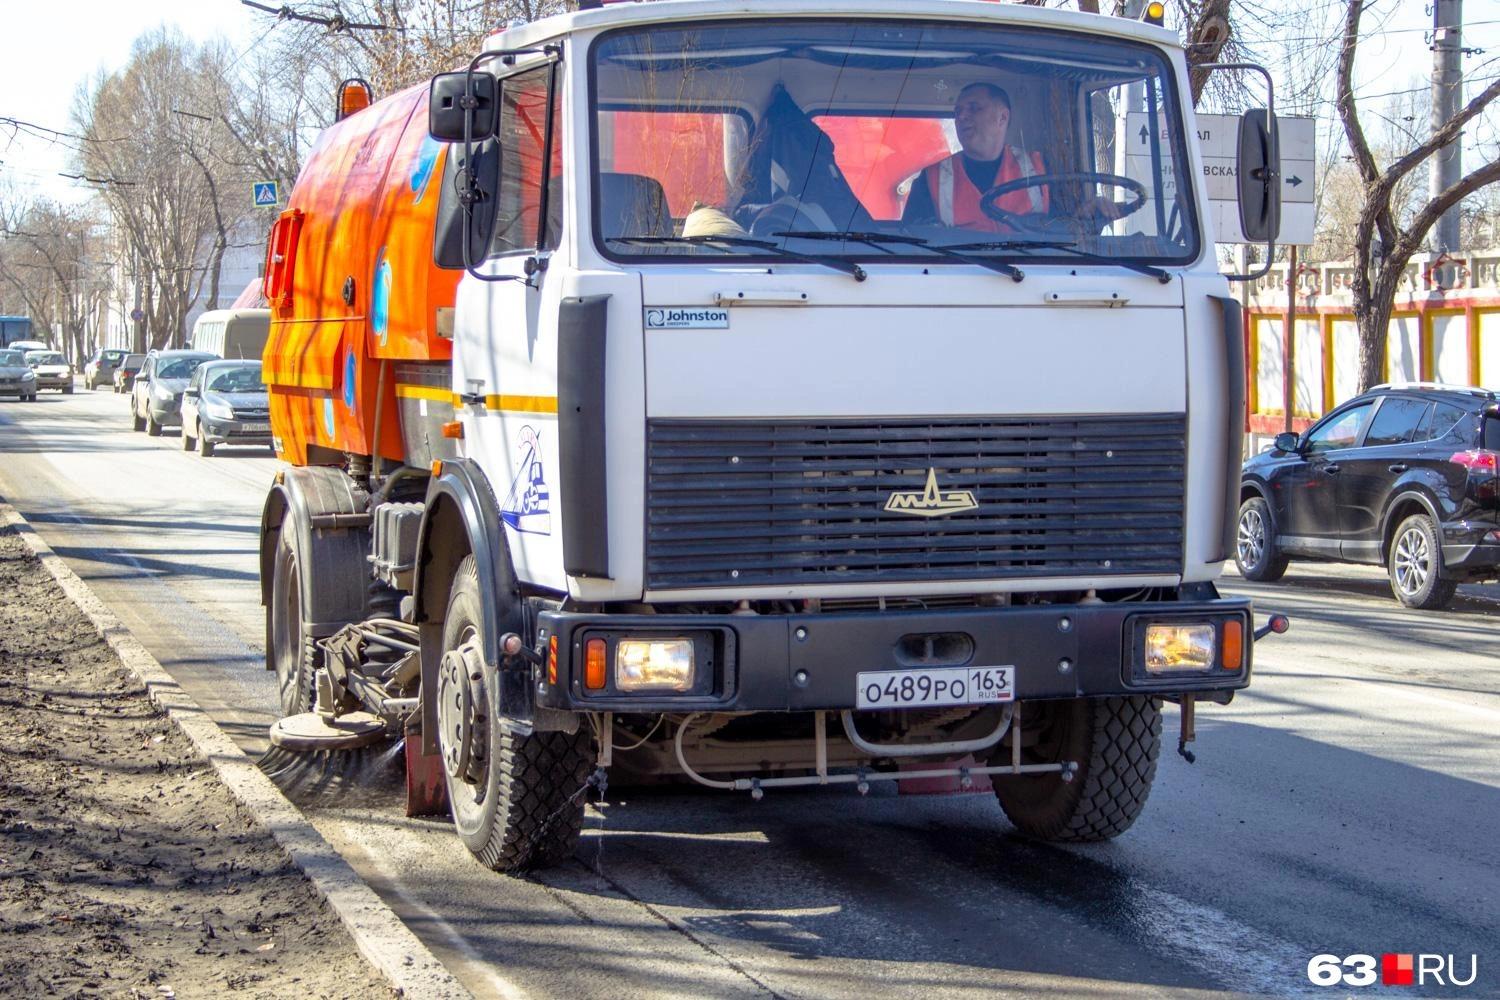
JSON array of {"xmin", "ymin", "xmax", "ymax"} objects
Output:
[{"xmin": 923, "ymin": 147, "xmax": 1048, "ymax": 232}]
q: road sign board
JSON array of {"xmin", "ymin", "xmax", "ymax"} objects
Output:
[
  {"xmin": 252, "ymin": 181, "xmax": 279, "ymax": 208},
  {"xmin": 1124, "ymin": 113, "xmax": 1316, "ymax": 245}
]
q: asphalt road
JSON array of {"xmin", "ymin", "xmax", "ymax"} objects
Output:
[{"xmin": 2, "ymin": 384, "xmax": 1497, "ymax": 999}]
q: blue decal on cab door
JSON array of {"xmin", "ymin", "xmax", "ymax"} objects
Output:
[{"xmin": 501, "ymin": 425, "xmax": 551, "ymax": 535}]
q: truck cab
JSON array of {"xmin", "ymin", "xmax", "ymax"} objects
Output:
[{"xmin": 261, "ymin": 0, "xmax": 1275, "ymax": 874}]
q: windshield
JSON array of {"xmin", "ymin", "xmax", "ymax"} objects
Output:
[
  {"xmin": 591, "ymin": 19, "xmax": 1197, "ymax": 267},
  {"xmin": 206, "ymin": 365, "xmax": 266, "ymax": 393},
  {"xmin": 0, "ymin": 351, "xmax": 23, "ymax": 366},
  {"xmin": 27, "ymin": 352, "xmax": 64, "ymax": 365},
  {"xmin": 158, "ymin": 356, "xmax": 210, "ymax": 379}
]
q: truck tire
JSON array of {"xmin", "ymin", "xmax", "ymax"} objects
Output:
[
  {"xmin": 268, "ymin": 529, "xmax": 318, "ymax": 716},
  {"xmin": 993, "ymin": 696, "xmax": 1161, "ymax": 842},
  {"xmin": 1388, "ymin": 513, "xmax": 1457, "ymax": 610},
  {"xmin": 438, "ymin": 555, "xmax": 592, "ymax": 872},
  {"xmin": 1234, "ymin": 496, "xmax": 1288, "ymax": 582}
]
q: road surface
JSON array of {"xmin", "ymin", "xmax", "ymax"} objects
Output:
[{"xmin": 2, "ymin": 386, "xmax": 1496, "ymax": 998}]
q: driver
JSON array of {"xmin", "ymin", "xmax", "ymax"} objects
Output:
[{"xmin": 902, "ymin": 83, "xmax": 1047, "ymax": 231}]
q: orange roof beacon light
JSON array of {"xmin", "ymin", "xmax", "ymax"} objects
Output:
[
  {"xmin": 1142, "ymin": 1, "xmax": 1166, "ymax": 25},
  {"xmin": 337, "ymin": 78, "xmax": 374, "ymax": 121}
]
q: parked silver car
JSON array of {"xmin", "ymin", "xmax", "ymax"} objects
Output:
[
  {"xmin": 130, "ymin": 350, "xmax": 217, "ymax": 436},
  {"xmin": 0, "ymin": 349, "xmax": 39, "ymax": 401},
  {"xmin": 180, "ymin": 360, "xmax": 271, "ymax": 456}
]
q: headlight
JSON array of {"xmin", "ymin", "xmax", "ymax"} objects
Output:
[
  {"xmin": 20, "ymin": 371, "xmax": 34, "ymax": 381},
  {"xmin": 615, "ymin": 638, "xmax": 695, "ymax": 691},
  {"xmin": 1143, "ymin": 624, "xmax": 1216, "ymax": 672},
  {"xmin": 203, "ymin": 400, "xmax": 234, "ymax": 420}
]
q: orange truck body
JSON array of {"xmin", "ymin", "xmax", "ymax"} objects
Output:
[{"xmin": 262, "ymin": 83, "xmax": 458, "ymax": 468}]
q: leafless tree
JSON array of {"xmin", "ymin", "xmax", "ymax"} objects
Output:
[
  {"xmin": 73, "ymin": 31, "xmax": 240, "ymax": 349},
  {"xmin": 0, "ymin": 185, "xmax": 110, "ymax": 361},
  {"xmin": 1336, "ymin": 0, "xmax": 1500, "ymax": 391}
]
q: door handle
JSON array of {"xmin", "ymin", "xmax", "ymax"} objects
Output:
[
  {"xmin": 1388, "ymin": 463, "xmax": 1409, "ymax": 473},
  {"xmin": 1321, "ymin": 464, "xmax": 1340, "ymax": 475}
]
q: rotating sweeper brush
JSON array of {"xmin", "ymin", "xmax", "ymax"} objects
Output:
[{"xmin": 258, "ymin": 620, "xmax": 439, "ymax": 812}]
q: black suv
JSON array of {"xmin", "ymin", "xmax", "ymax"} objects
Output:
[{"xmin": 1237, "ymin": 384, "xmax": 1500, "ymax": 609}]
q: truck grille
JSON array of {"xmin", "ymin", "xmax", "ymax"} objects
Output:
[{"xmin": 645, "ymin": 416, "xmax": 1186, "ymax": 590}]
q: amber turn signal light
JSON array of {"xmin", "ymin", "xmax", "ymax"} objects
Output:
[
  {"xmin": 548, "ymin": 635, "xmax": 558, "ymax": 686},
  {"xmin": 441, "ymin": 420, "xmax": 464, "ymax": 439},
  {"xmin": 585, "ymin": 638, "xmax": 607, "ymax": 690},
  {"xmin": 1221, "ymin": 620, "xmax": 1243, "ymax": 670}
]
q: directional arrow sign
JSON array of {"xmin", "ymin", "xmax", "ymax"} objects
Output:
[
  {"xmin": 252, "ymin": 181, "xmax": 279, "ymax": 208},
  {"xmin": 1124, "ymin": 112, "xmax": 1316, "ymax": 244}
]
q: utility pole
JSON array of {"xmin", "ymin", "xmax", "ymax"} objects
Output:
[{"xmin": 1431, "ymin": 0, "xmax": 1463, "ymax": 255}]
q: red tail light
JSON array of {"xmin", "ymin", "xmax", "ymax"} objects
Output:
[{"xmin": 1450, "ymin": 449, "xmax": 1499, "ymax": 473}]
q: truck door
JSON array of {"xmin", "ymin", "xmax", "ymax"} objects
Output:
[{"xmin": 451, "ymin": 60, "xmax": 568, "ymax": 588}]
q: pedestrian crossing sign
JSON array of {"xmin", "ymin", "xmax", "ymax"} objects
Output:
[{"xmin": 253, "ymin": 181, "xmax": 279, "ymax": 208}]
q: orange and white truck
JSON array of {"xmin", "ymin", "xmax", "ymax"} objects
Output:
[{"xmin": 259, "ymin": 0, "xmax": 1285, "ymax": 873}]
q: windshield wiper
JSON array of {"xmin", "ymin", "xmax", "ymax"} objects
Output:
[
  {"xmin": 776, "ymin": 230, "xmax": 1023, "ymax": 282},
  {"xmin": 609, "ymin": 234, "xmax": 866, "ymax": 282},
  {"xmin": 946, "ymin": 239, "xmax": 1171, "ymax": 283}
]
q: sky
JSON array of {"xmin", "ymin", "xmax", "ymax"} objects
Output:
[{"xmin": 0, "ymin": 0, "xmax": 1498, "ymax": 207}]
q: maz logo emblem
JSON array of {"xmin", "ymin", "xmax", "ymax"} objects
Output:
[{"xmin": 884, "ymin": 468, "xmax": 979, "ymax": 518}]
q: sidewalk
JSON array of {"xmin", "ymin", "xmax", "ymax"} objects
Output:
[{"xmin": 0, "ymin": 527, "xmax": 393, "ymax": 999}]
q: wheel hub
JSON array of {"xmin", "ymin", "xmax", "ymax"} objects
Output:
[
  {"xmin": 1393, "ymin": 528, "xmax": 1430, "ymax": 595},
  {"xmin": 1237, "ymin": 509, "xmax": 1265, "ymax": 565},
  {"xmin": 437, "ymin": 638, "xmax": 488, "ymax": 784}
]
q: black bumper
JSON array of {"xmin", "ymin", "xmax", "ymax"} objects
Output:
[{"xmin": 536, "ymin": 596, "xmax": 1253, "ymax": 713}]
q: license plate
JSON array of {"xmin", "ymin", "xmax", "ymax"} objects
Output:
[
  {"xmin": 242, "ymin": 423, "xmax": 270, "ymax": 433},
  {"xmin": 855, "ymin": 665, "xmax": 1015, "ymax": 709}
]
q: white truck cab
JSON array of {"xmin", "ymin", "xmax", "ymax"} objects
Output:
[{"xmin": 267, "ymin": 0, "xmax": 1283, "ymax": 873}]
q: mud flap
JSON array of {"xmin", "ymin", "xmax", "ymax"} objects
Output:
[{"xmin": 405, "ymin": 727, "xmax": 450, "ymax": 817}]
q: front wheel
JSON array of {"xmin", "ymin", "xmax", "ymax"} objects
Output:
[
  {"xmin": 992, "ymin": 696, "xmax": 1161, "ymax": 842},
  {"xmin": 1234, "ymin": 496, "xmax": 1289, "ymax": 582},
  {"xmin": 437, "ymin": 555, "xmax": 592, "ymax": 872},
  {"xmin": 182, "ymin": 424, "xmax": 195, "ymax": 451},
  {"xmin": 198, "ymin": 430, "xmax": 214, "ymax": 457},
  {"xmin": 1388, "ymin": 513, "xmax": 1458, "ymax": 610}
]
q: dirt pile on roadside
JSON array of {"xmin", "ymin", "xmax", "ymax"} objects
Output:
[{"xmin": 0, "ymin": 528, "xmax": 393, "ymax": 999}]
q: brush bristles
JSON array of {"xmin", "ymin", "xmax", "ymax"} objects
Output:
[{"xmin": 257, "ymin": 738, "xmax": 407, "ymax": 808}]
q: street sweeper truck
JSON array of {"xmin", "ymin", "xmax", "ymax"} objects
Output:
[{"xmin": 257, "ymin": 0, "xmax": 1288, "ymax": 873}]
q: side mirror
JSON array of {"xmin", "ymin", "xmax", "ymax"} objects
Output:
[
  {"xmin": 429, "ymin": 71, "xmax": 497, "ymax": 142},
  {"xmin": 1238, "ymin": 109, "xmax": 1282, "ymax": 243},
  {"xmin": 1274, "ymin": 431, "xmax": 1300, "ymax": 453},
  {"xmin": 185, "ymin": 387, "xmax": 200, "ymax": 399}
]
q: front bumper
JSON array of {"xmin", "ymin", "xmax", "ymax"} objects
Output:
[
  {"xmin": 201, "ymin": 415, "xmax": 272, "ymax": 445},
  {"xmin": 34, "ymin": 373, "xmax": 70, "ymax": 389},
  {"xmin": 536, "ymin": 596, "xmax": 1253, "ymax": 713},
  {"xmin": 0, "ymin": 379, "xmax": 34, "ymax": 397},
  {"xmin": 149, "ymin": 398, "xmax": 183, "ymax": 425}
]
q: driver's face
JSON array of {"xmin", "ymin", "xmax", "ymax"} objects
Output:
[{"xmin": 954, "ymin": 87, "xmax": 1009, "ymax": 161}]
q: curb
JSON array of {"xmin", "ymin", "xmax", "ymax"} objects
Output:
[{"xmin": 1, "ymin": 501, "xmax": 472, "ymax": 1000}]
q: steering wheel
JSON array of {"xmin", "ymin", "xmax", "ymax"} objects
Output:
[{"xmin": 978, "ymin": 171, "xmax": 1147, "ymax": 236}]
